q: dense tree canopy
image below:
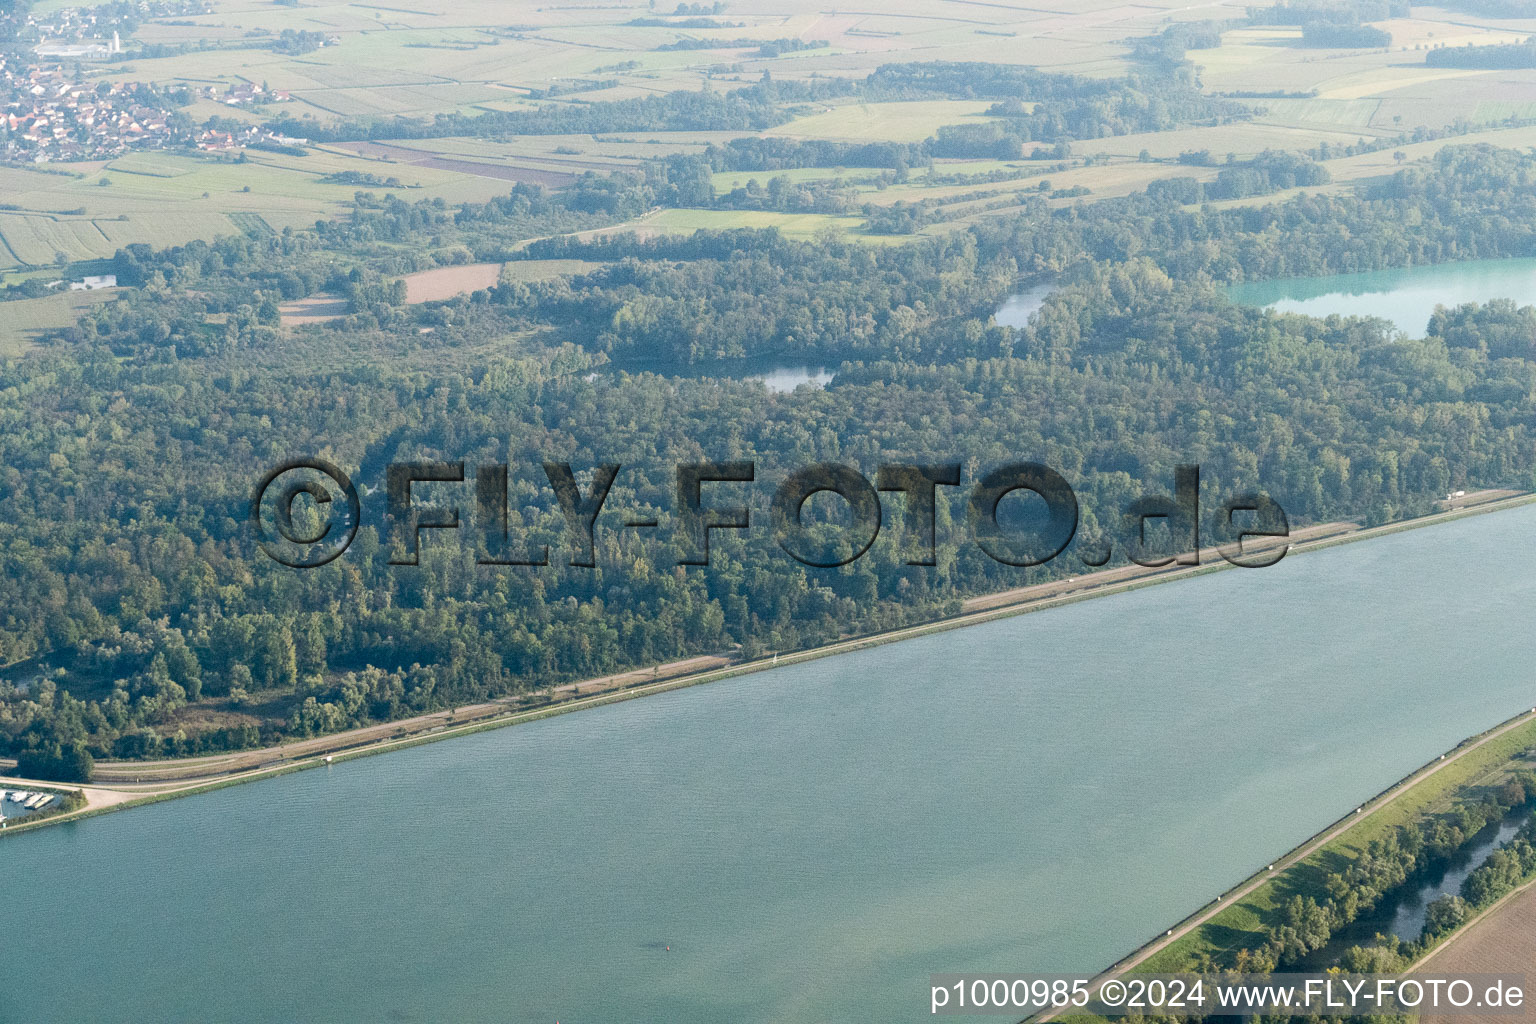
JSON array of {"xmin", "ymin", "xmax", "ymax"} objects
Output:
[{"xmin": 5, "ymin": 144, "xmax": 1536, "ymax": 773}]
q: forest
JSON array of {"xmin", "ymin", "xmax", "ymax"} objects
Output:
[
  {"xmin": 7, "ymin": 128, "xmax": 1536, "ymax": 779},
  {"xmin": 260, "ymin": 61, "xmax": 1249, "ymax": 148},
  {"xmin": 1425, "ymin": 37, "xmax": 1536, "ymax": 69}
]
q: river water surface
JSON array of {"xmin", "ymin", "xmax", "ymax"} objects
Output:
[{"xmin": 7, "ymin": 507, "xmax": 1536, "ymax": 1023}]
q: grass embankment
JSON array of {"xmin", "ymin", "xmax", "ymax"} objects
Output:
[
  {"xmin": 1140, "ymin": 714, "xmax": 1536, "ymax": 972},
  {"xmin": 5, "ymin": 492, "xmax": 1535, "ymax": 839}
]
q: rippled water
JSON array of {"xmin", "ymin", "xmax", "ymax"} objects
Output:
[{"xmin": 7, "ymin": 506, "xmax": 1536, "ymax": 1023}]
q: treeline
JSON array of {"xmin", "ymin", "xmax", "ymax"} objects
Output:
[
  {"xmin": 703, "ymin": 137, "xmax": 929, "ymax": 172},
  {"xmin": 1300, "ymin": 21, "xmax": 1391, "ymax": 46},
  {"xmin": 715, "ymin": 175, "xmax": 860, "ymax": 214},
  {"xmin": 627, "ymin": 17, "xmax": 740, "ymax": 28},
  {"xmin": 1426, "ymin": 37, "xmax": 1536, "ymax": 69},
  {"xmin": 257, "ymin": 61, "xmax": 1249, "ymax": 152},
  {"xmin": 1131, "ymin": 21, "xmax": 1228, "ymax": 65},
  {"xmin": 1456, "ymin": 813, "xmax": 1536, "ymax": 912},
  {"xmin": 1246, "ymin": 0, "xmax": 1403, "ymax": 48},
  {"xmin": 1198, "ymin": 767, "xmax": 1536, "ymax": 976},
  {"xmin": 100, "ymin": 179, "xmax": 638, "ymax": 320},
  {"xmin": 874, "ymin": 63, "xmax": 1251, "ymax": 158},
  {"xmin": 15, "ymin": 735, "xmax": 94, "ymax": 783},
  {"xmin": 10, "ymin": 147, "xmax": 1536, "ymax": 771},
  {"xmin": 261, "ymin": 77, "xmax": 855, "ymax": 143},
  {"xmin": 1247, "ymin": 0, "xmax": 1408, "ymax": 24},
  {"xmin": 1147, "ymin": 151, "xmax": 1332, "ymax": 202},
  {"xmin": 321, "ymin": 170, "xmax": 405, "ymax": 188},
  {"xmin": 110, "ymin": 27, "xmax": 329, "ymax": 62},
  {"xmin": 656, "ymin": 37, "xmax": 828, "ymax": 57},
  {"xmin": 1431, "ymin": 0, "xmax": 1536, "ymax": 15}
]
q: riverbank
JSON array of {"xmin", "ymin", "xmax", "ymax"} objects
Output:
[
  {"xmin": 4, "ymin": 488, "xmax": 1534, "ymax": 839},
  {"xmin": 1029, "ymin": 705, "xmax": 1536, "ymax": 1023}
]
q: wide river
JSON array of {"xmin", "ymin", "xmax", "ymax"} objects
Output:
[
  {"xmin": 8, "ymin": 506, "xmax": 1536, "ymax": 1023},
  {"xmin": 1227, "ymin": 257, "xmax": 1536, "ymax": 336}
]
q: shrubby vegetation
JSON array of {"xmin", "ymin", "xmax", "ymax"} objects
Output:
[
  {"xmin": 1456, "ymin": 813, "xmax": 1536, "ymax": 909},
  {"xmin": 1155, "ymin": 759, "xmax": 1536, "ymax": 976},
  {"xmin": 1271, "ymin": 770, "xmax": 1536, "ymax": 971}
]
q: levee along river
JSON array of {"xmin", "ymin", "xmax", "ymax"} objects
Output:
[{"xmin": 7, "ymin": 504, "xmax": 1536, "ymax": 1023}]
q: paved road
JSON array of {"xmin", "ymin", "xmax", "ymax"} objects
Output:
[{"xmin": 0, "ymin": 654, "xmax": 731, "ymax": 784}]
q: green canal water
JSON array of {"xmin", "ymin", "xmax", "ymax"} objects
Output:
[
  {"xmin": 7, "ymin": 506, "xmax": 1536, "ymax": 1023},
  {"xmin": 1227, "ymin": 257, "xmax": 1536, "ymax": 336}
]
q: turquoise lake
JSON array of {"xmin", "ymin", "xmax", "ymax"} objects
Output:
[
  {"xmin": 6, "ymin": 506, "xmax": 1536, "ymax": 1023},
  {"xmin": 1227, "ymin": 257, "xmax": 1536, "ymax": 336}
]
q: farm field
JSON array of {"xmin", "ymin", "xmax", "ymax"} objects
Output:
[
  {"xmin": 0, "ymin": 289, "xmax": 122, "ymax": 355},
  {"xmin": 400, "ymin": 262, "xmax": 501, "ymax": 303},
  {"xmin": 278, "ymin": 293, "xmax": 350, "ymax": 326},
  {"xmin": 0, "ymin": 149, "xmax": 513, "ymax": 272},
  {"xmin": 1417, "ymin": 884, "xmax": 1536, "ymax": 1024},
  {"xmin": 638, "ymin": 208, "xmax": 870, "ymax": 241},
  {"xmin": 764, "ymin": 100, "xmax": 1002, "ymax": 142},
  {"xmin": 87, "ymin": 0, "xmax": 1270, "ymax": 130},
  {"xmin": 1071, "ymin": 120, "xmax": 1387, "ymax": 161},
  {"xmin": 1245, "ymin": 97, "xmax": 1384, "ymax": 129},
  {"xmin": 11, "ymin": 0, "xmax": 1536, "ymax": 274},
  {"xmin": 1207, "ymin": 122, "xmax": 1536, "ymax": 213},
  {"xmin": 376, "ymin": 137, "xmax": 639, "ymax": 171},
  {"xmin": 1190, "ymin": 16, "xmax": 1536, "ymax": 134},
  {"xmin": 1032, "ymin": 161, "xmax": 1212, "ymax": 204}
]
